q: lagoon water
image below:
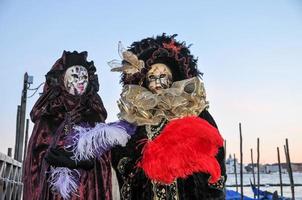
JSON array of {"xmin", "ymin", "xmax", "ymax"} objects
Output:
[{"xmin": 226, "ymin": 172, "xmax": 302, "ymax": 199}]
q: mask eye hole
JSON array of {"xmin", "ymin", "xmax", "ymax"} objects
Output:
[
  {"xmin": 72, "ymin": 74, "xmax": 79, "ymax": 79},
  {"xmin": 148, "ymin": 75, "xmax": 156, "ymax": 80},
  {"xmin": 160, "ymin": 74, "xmax": 166, "ymax": 78}
]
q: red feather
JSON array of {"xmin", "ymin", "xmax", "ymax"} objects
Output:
[{"xmin": 138, "ymin": 116, "xmax": 223, "ymax": 184}]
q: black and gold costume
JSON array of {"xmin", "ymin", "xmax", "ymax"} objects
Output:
[{"xmin": 111, "ymin": 34, "xmax": 226, "ymax": 200}]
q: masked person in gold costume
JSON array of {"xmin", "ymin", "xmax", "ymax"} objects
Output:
[{"xmin": 110, "ymin": 34, "xmax": 226, "ymax": 200}]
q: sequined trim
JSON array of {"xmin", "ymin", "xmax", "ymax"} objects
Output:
[
  {"xmin": 121, "ymin": 176, "xmax": 132, "ymax": 200},
  {"xmin": 152, "ymin": 181, "xmax": 179, "ymax": 200},
  {"xmin": 117, "ymin": 157, "xmax": 131, "ymax": 175},
  {"xmin": 208, "ymin": 176, "xmax": 225, "ymax": 191},
  {"xmin": 118, "ymin": 157, "xmax": 133, "ymax": 200},
  {"xmin": 145, "ymin": 119, "xmax": 167, "ymax": 140}
]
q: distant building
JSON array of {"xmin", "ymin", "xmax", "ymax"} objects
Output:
[
  {"xmin": 225, "ymin": 154, "xmax": 247, "ymax": 174},
  {"xmin": 291, "ymin": 163, "xmax": 302, "ymax": 172},
  {"xmin": 265, "ymin": 164, "xmax": 286, "ymax": 173},
  {"xmin": 225, "ymin": 155, "xmax": 302, "ymax": 174},
  {"xmin": 265, "ymin": 163, "xmax": 302, "ymax": 173},
  {"xmin": 245, "ymin": 163, "xmax": 266, "ymax": 174}
]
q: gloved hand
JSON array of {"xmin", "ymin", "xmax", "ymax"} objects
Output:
[{"xmin": 45, "ymin": 147, "xmax": 94, "ymax": 170}]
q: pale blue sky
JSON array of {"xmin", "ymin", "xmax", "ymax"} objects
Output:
[{"xmin": 0, "ymin": 0, "xmax": 301, "ymax": 163}]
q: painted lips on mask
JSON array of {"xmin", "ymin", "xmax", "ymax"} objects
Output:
[{"xmin": 77, "ymin": 83, "xmax": 85, "ymax": 92}]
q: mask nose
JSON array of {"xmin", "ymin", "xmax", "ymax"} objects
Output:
[{"xmin": 155, "ymin": 78, "xmax": 161, "ymax": 85}]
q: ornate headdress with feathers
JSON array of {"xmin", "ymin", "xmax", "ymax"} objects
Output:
[{"xmin": 109, "ymin": 34, "xmax": 202, "ymax": 87}]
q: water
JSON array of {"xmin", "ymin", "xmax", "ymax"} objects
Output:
[{"xmin": 226, "ymin": 172, "xmax": 302, "ymax": 199}]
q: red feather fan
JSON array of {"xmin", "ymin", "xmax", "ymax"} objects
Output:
[{"xmin": 138, "ymin": 116, "xmax": 224, "ymax": 184}]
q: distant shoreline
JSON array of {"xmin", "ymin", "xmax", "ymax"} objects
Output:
[{"xmin": 227, "ymin": 184, "xmax": 302, "ymax": 187}]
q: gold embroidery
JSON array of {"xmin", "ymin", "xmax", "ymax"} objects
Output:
[
  {"xmin": 63, "ymin": 124, "xmax": 69, "ymax": 133},
  {"xmin": 152, "ymin": 181, "xmax": 179, "ymax": 200},
  {"xmin": 146, "ymin": 119, "xmax": 167, "ymax": 140},
  {"xmin": 117, "ymin": 157, "xmax": 133, "ymax": 200},
  {"xmin": 121, "ymin": 177, "xmax": 132, "ymax": 200},
  {"xmin": 117, "ymin": 157, "xmax": 131, "ymax": 175}
]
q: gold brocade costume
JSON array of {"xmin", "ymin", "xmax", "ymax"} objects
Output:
[
  {"xmin": 117, "ymin": 77, "xmax": 209, "ymax": 126},
  {"xmin": 111, "ymin": 34, "xmax": 226, "ymax": 200},
  {"xmin": 117, "ymin": 77, "xmax": 208, "ymax": 200}
]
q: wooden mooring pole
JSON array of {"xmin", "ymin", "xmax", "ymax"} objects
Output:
[
  {"xmin": 14, "ymin": 105, "xmax": 21, "ymax": 160},
  {"xmin": 277, "ymin": 147, "xmax": 283, "ymax": 197},
  {"xmin": 239, "ymin": 123, "xmax": 243, "ymax": 199},
  {"xmin": 23, "ymin": 118, "xmax": 29, "ymax": 161},
  {"xmin": 7, "ymin": 148, "xmax": 12, "ymax": 157},
  {"xmin": 285, "ymin": 139, "xmax": 295, "ymax": 200},
  {"xmin": 257, "ymin": 138, "xmax": 260, "ymax": 199},
  {"xmin": 234, "ymin": 153, "xmax": 238, "ymax": 192},
  {"xmin": 251, "ymin": 148, "xmax": 256, "ymax": 198}
]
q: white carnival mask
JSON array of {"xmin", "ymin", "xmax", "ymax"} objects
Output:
[
  {"xmin": 64, "ymin": 65, "xmax": 88, "ymax": 95},
  {"xmin": 147, "ymin": 63, "xmax": 172, "ymax": 94}
]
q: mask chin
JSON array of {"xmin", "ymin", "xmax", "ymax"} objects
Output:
[{"xmin": 64, "ymin": 65, "xmax": 89, "ymax": 95}]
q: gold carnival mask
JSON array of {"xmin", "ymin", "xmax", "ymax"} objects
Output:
[{"xmin": 147, "ymin": 63, "xmax": 173, "ymax": 94}]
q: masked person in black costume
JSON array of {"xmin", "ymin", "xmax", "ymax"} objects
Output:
[
  {"xmin": 23, "ymin": 51, "xmax": 113, "ymax": 200},
  {"xmin": 110, "ymin": 34, "xmax": 226, "ymax": 200}
]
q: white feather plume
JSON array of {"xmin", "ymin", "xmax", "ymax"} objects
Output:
[
  {"xmin": 68, "ymin": 123, "xmax": 131, "ymax": 162},
  {"xmin": 48, "ymin": 167, "xmax": 80, "ymax": 200}
]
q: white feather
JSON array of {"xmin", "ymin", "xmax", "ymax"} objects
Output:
[
  {"xmin": 68, "ymin": 123, "xmax": 131, "ymax": 162},
  {"xmin": 48, "ymin": 167, "xmax": 80, "ymax": 200}
]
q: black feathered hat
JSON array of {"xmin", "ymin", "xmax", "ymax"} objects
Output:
[
  {"xmin": 30, "ymin": 51, "xmax": 107, "ymax": 123},
  {"xmin": 121, "ymin": 34, "xmax": 201, "ymax": 86},
  {"xmin": 45, "ymin": 51, "xmax": 99, "ymax": 94}
]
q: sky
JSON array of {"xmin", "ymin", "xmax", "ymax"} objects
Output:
[{"xmin": 0, "ymin": 0, "xmax": 301, "ymax": 164}]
